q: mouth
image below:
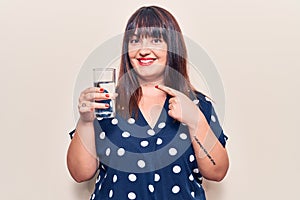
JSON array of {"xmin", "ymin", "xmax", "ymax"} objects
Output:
[{"xmin": 137, "ymin": 58, "xmax": 157, "ymax": 66}]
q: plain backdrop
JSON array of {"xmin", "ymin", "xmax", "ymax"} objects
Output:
[{"xmin": 0, "ymin": 0, "xmax": 299, "ymax": 199}]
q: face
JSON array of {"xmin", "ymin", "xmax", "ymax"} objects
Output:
[{"xmin": 128, "ymin": 34, "xmax": 168, "ymax": 83}]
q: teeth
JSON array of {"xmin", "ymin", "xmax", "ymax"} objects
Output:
[{"xmin": 140, "ymin": 59, "xmax": 153, "ymax": 63}]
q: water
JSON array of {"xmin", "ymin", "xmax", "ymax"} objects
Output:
[{"xmin": 94, "ymin": 81, "xmax": 116, "ymax": 119}]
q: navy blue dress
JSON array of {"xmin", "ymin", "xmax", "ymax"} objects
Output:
[{"xmin": 69, "ymin": 92, "xmax": 228, "ymax": 200}]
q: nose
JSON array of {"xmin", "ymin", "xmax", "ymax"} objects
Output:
[
  {"xmin": 138, "ymin": 39, "xmax": 151, "ymax": 56},
  {"xmin": 139, "ymin": 38, "xmax": 151, "ymax": 56},
  {"xmin": 139, "ymin": 48, "xmax": 151, "ymax": 56}
]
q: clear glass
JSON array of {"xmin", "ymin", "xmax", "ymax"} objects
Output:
[{"xmin": 93, "ymin": 68, "xmax": 116, "ymax": 119}]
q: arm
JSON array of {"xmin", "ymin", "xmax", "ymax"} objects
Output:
[
  {"xmin": 189, "ymin": 110, "xmax": 229, "ymax": 181},
  {"xmin": 67, "ymin": 119, "xmax": 98, "ymax": 183},
  {"xmin": 156, "ymin": 85, "xmax": 229, "ymax": 181},
  {"xmin": 67, "ymin": 87, "xmax": 114, "ymax": 182}
]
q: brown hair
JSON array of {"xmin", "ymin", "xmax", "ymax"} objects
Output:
[{"xmin": 116, "ymin": 6, "xmax": 196, "ymax": 118}]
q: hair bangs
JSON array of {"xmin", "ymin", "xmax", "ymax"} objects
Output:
[
  {"xmin": 126, "ymin": 8, "xmax": 167, "ymax": 40},
  {"xmin": 135, "ymin": 27, "xmax": 166, "ymax": 40}
]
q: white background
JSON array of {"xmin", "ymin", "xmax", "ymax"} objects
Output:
[{"xmin": 0, "ymin": 0, "xmax": 299, "ymax": 199}]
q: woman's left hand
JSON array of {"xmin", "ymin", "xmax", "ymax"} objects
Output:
[{"xmin": 156, "ymin": 85, "xmax": 204, "ymax": 128}]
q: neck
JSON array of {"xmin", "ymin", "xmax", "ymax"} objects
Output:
[
  {"xmin": 139, "ymin": 79, "xmax": 166, "ymax": 98},
  {"xmin": 138, "ymin": 78, "xmax": 164, "ymax": 87}
]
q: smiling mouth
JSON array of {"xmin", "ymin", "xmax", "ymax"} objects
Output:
[{"xmin": 137, "ymin": 58, "xmax": 156, "ymax": 66}]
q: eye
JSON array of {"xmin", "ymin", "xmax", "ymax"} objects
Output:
[
  {"xmin": 129, "ymin": 37, "xmax": 140, "ymax": 44},
  {"xmin": 152, "ymin": 38, "xmax": 163, "ymax": 44}
]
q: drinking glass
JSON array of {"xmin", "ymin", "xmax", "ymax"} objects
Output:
[{"xmin": 93, "ymin": 68, "xmax": 116, "ymax": 119}]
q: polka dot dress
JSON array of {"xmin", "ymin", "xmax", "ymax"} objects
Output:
[{"xmin": 69, "ymin": 92, "xmax": 227, "ymax": 200}]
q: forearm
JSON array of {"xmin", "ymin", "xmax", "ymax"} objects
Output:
[
  {"xmin": 189, "ymin": 112, "xmax": 229, "ymax": 182},
  {"xmin": 67, "ymin": 119, "xmax": 98, "ymax": 182}
]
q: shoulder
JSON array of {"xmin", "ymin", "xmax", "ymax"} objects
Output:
[
  {"xmin": 191, "ymin": 91, "xmax": 216, "ymax": 123},
  {"xmin": 194, "ymin": 91, "xmax": 211, "ymax": 102}
]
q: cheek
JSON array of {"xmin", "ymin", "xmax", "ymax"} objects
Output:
[
  {"xmin": 127, "ymin": 49, "xmax": 135, "ymax": 59},
  {"xmin": 127, "ymin": 53, "xmax": 137, "ymax": 68},
  {"xmin": 127, "ymin": 44, "xmax": 138, "ymax": 57},
  {"xmin": 159, "ymin": 51, "xmax": 168, "ymax": 64},
  {"xmin": 127, "ymin": 49, "xmax": 136, "ymax": 60}
]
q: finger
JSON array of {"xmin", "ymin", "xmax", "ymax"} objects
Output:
[
  {"xmin": 94, "ymin": 93, "xmax": 118, "ymax": 101},
  {"xmin": 155, "ymin": 85, "xmax": 176, "ymax": 96},
  {"xmin": 169, "ymin": 97, "xmax": 178, "ymax": 104},
  {"xmin": 80, "ymin": 87, "xmax": 103, "ymax": 101},
  {"xmin": 82, "ymin": 87, "xmax": 104, "ymax": 95},
  {"xmin": 80, "ymin": 92, "xmax": 102, "ymax": 102},
  {"xmin": 91, "ymin": 102, "xmax": 110, "ymax": 109},
  {"xmin": 78, "ymin": 101, "xmax": 93, "ymax": 112},
  {"xmin": 168, "ymin": 109, "xmax": 176, "ymax": 119},
  {"xmin": 81, "ymin": 92, "xmax": 118, "ymax": 102},
  {"xmin": 78, "ymin": 101, "xmax": 110, "ymax": 112},
  {"xmin": 168, "ymin": 103, "xmax": 175, "ymax": 110}
]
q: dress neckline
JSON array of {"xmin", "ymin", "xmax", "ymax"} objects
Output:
[{"xmin": 137, "ymin": 96, "xmax": 169, "ymax": 129}]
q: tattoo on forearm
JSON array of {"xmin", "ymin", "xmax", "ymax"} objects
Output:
[{"xmin": 193, "ymin": 136, "xmax": 216, "ymax": 165}]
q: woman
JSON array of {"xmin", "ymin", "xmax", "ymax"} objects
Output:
[{"xmin": 67, "ymin": 6, "xmax": 229, "ymax": 200}]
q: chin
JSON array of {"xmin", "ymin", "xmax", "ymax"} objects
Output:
[{"xmin": 137, "ymin": 72, "xmax": 165, "ymax": 83}]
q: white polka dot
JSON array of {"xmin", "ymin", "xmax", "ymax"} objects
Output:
[
  {"xmin": 189, "ymin": 154, "xmax": 195, "ymax": 162},
  {"xmin": 137, "ymin": 160, "xmax": 146, "ymax": 168},
  {"xmin": 193, "ymin": 168, "xmax": 199, "ymax": 173},
  {"xmin": 147, "ymin": 129, "xmax": 155, "ymax": 136},
  {"xmin": 148, "ymin": 184, "xmax": 154, "ymax": 193},
  {"xmin": 173, "ymin": 165, "xmax": 181, "ymax": 174},
  {"xmin": 191, "ymin": 191, "xmax": 195, "ymax": 197},
  {"xmin": 154, "ymin": 173, "xmax": 160, "ymax": 182},
  {"xmin": 111, "ymin": 118, "xmax": 118, "ymax": 125},
  {"xmin": 193, "ymin": 99, "xmax": 199, "ymax": 105},
  {"xmin": 128, "ymin": 192, "xmax": 136, "ymax": 199},
  {"xmin": 205, "ymin": 96, "xmax": 211, "ymax": 101},
  {"xmin": 179, "ymin": 133, "xmax": 188, "ymax": 140},
  {"xmin": 158, "ymin": 122, "xmax": 166, "ymax": 129},
  {"xmin": 122, "ymin": 131, "xmax": 130, "ymax": 138},
  {"xmin": 99, "ymin": 131, "xmax": 105, "ymax": 140},
  {"xmin": 127, "ymin": 118, "xmax": 135, "ymax": 124},
  {"xmin": 172, "ymin": 185, "xmax": 180, "ymax": 194},
  {"xmin": 96, "ymin": 175, "xmax": 101, "ymax": 183},
  {"xmin": 189, "ymin": 174, "xmax": 194, "ymax": 181},
  {"xmin": 156, "ymin": 138, "xmax": 163, "ymax": 145},
  {"xmin": 140, "ymin": 140, "xmax": 149, "ymax": 147},
  {"xmin": 91, "ymin": 193, "xmax": 95, "ymax": 200},
  {"xmin": 109, "ymin": 189, "xmax": 113, "ymax": 198},
  {"xmin": 197, "ymin": 176, "xmax": 203, "ymax": 182},
  {"xmin": 211, "ymin": 115, "xmax": 216, "ymax": 122},
  {"xmin": 113, "ymin": 174, "xmax": 117, "ymax": 183},
  {"xmin": 98, "ymin": 184, "xmax": 102, "ymax": 190},
  {"xmin": 117, "ymin": 148, "xmax": 125, "ymax": 156},
  {"xmin": 169, "ymin": 148, "xmax": 178, "ymax": 156},
  {"xmin": 128, "ymin": 174, "xmax": 137, "ymax": 182},
  {"xmin": 105, "ymin": 148, "xmax": 111, "ymax": 156}
]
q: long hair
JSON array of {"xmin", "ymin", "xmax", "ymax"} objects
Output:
[{"xmin": 116, "ymin": 6, "xmax": 196, "ymax": 118}]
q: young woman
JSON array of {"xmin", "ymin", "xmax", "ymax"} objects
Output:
[{"xmin": 67, "ymin": 6, "xmax": 229, "ymax": 200}]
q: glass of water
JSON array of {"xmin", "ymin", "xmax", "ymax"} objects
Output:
[{"xmin": 93, "ymin": 68, "xmax": 116, "ymax": 119}]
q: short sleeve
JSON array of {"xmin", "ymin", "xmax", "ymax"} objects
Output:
[
  {"xmin": 195, "ymin": 92, "xmax": 228, "ymax": 147},
  {"xmin": 69, "ymin": 129, "xmax": 76, "ymax": 139}
]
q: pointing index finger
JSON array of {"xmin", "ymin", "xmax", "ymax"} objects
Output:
[{"xmin": 155, "ymin": 85, "xmax": 176, "ymax": 96}]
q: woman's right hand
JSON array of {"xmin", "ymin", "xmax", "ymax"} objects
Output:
[{"xmin": 78, "ymin": 87, "xmax": 112, "ymax": 123}]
